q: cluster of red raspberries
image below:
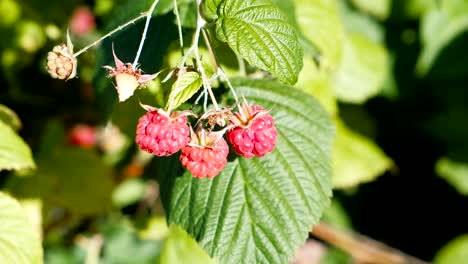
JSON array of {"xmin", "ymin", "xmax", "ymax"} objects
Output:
[{"xmin": 135, "ymin": 103, "xmax": 278, "ymax": 178}]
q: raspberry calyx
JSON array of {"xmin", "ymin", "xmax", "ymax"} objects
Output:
[
  {"xmin": 136, "ymin": 108, "xmax": 190, "ymax": 156},
  {"xmin": 180, "ymin": 130, "xmax": 229, "ymax": 178}
]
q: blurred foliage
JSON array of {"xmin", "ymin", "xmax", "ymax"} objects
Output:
[{"xmin": 0, "ymin": 0, "xmax": 468, "ymax": 262}]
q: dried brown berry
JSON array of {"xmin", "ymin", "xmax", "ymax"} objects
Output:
[{"xmin": 47, "ymin": 44, "xmax": 77, "ymax": 80}]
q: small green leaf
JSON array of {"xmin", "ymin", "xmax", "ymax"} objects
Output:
[
  {"xmin": 350, "ymin": 0, "xmax": 392, "ymax": 20},
  {"xmin": 201, "ymin": 0, "xmax": 222, "ymax": 21},
  {"xmin": 295, "ymin": 0, "xmax": 345, "ymax": 68},
  {"xmin": 160, "ymin": 225, "xmax": 217, "ymax": 264},
  {"xmin": 436, "ymin": 157, "xmax": 468, "ymax": 195},
  {"xmin": 216, "ymin": 0, "xmax": 303, "ymax": 84},
  {"xmin": 434, "ymin": 234, "xmax": 468, "ymax": 264},
  {"xmin": 166, "ymin": 71, "xmax": 203, "ymax": 111},
  {"xmin": 0, "ymin": 104, "xmax": 21, "ymax": 131},
  {"xmin": 333, "ymin": 34, "xmax": 389, "ymax": 104},
  {"xmin": 160, "ymin": 78, "xmax": 334, "ymax": 263},
  {"xmin": 0, "ymin": 121, "xmax": 35, "ymax": 171},
  {"xmin": 0, "ymin": 192, "xmax": 43, "ymax": 264},
  {"xmin": 332, "ymin": 119, "xmax": 392, "ymax": 188}
]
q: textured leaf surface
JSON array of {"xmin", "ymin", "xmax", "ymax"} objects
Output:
[
  {"xmin": 333, "ymin": 34, "xmax": 389, "ymax": 103},
  {"xmin": 160, "ymin": 78, "xmax": 334, "ymax": 263},
  {"xmin": 216, "ymin": 0, "xmax": 303, "ymax": 84},
  {"xmin": 0, "ymin": 192, "xmax": 42, "ymax": 264},
  {"xmin": 332, "ymin": 120, "xmax": 392, "ymax": 188},
  {"xmin": 0, "ymin": 121, "xmax": 35, "ymax": 171},
  {"xmin": 166, "ymin": 71, "xmax": 203, "ymax": 111},
  {"xmin": 295, "ymin": 0, "xmax": 344, "ymax": 67},
  {"xmin": 436, "ymin": 157, "xmax": 468, "ymax": 195}
]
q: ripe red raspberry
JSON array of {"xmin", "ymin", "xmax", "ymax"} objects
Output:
[
  {"xmin": 227, "ymin": 104, "xmax": 277, "ymax": 158},
  {"xmin": 180, "ymin": 131, "xmax": 229, "ymax": 178},
  {"xmin": 68, "ymin": 124, "xmax": 96, "ymax": 148},
  {"xmin": 136, "ymin": 109, "xmax": 190, "ymax": 156}
]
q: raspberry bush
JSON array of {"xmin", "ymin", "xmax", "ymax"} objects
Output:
[{"xmin": 4, "ymin": 0, "xmax": 468, "ymax": 263}]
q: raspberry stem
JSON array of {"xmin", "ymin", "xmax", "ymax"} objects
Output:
[
  {"xmin": 173, "ymin": 0, "xmax": 185, "ymax": 57},
  {"xmin": 132, "ymin": 0, "xmax": 160, "ymax": 67},
  {"xmin": 73, "ymin": 13, "xmax": 147, "ymax": 58}
]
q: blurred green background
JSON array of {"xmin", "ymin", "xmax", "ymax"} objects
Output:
[{"xmin": 1, "ymin": 0, "xmax": 468, "ymax": 263}]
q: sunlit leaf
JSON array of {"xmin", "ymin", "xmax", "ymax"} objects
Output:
[
  {"xmin": 332, "ymin": 119, "xmax": 393, "ymax": 188},
  {"xmin": 295, "ymin": 0, "xmax": 345, "ymax": 68},
  {"xmin": 333, "ymin": 34, "xmax": 389, "ymax": 104},
  {"xmin": 0, "ymin": 121, "xmax": 35, "ymax": 172},
  {"xmin": 160, "ymin": 225, "xmax": 217, "ymax": 264},
  {"xmin": 434, "ymin": 234, "xmax": 468, "ymax": 264},
  {"xmin": 165, "ymin": 71, "xmax": 203, "ymax": 111},
  {"xmin": 436, "ymin": 157, "xmax": 468, "ymax": 196},
  {"xmin": 0, "ymin": 192, "xmax": 43, "ymax": 264},
  {"xmin": 350, "ymin": 0, "xmax": 392, "ymax": 20}
]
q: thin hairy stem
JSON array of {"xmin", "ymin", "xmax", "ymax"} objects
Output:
[
  {"xmin": 217, "ymin": 68, "xmax": 242, "ymax": 111},
  {"xmin": 133, "ymin": 0, "xmax": 160, "ymax": 67},
  {"xmin": 194, "ymin": 0, "xmax": 219, "ymax": 111},
  {"xmin": 202, "ymin": 28, "xmax": 218, "ymax": 70},
  {"xmin": 73, "ymin": 13, "xmax": 147, "ymax": 57},
  {"xmin": 173, "ymin": 0, "xmax": 185, "ymax": 56}
]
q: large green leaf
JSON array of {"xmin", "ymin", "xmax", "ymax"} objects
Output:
[
  {"xmin": 165, "ymin": 71, "xmax": 203, "ymax": 111},
  {"xmin": 333, "ymin": 34, "xmax": 389, "ymax": 104},
  {"xmin": 215, "ymin": 0, "xmax": 303, "ymax": 85},
  {"xmin": 434, "ymin": 235, "xmax": 468, "ymax": 264},
  {"xmin": 295, "ymin": 0, "xmax": 345, "ymax": 68},
  {"xmin": 0, "ymin": 192, "xmax": 42, "ymax": 264},
  {"xmin": 160, "ymin": 78, "xmax": 334, "ymax": 263},
  {"xmin": 436, "ymin": 157, "xmax": 468, "ymax": 195},
  {"xmin": 350, "ymin": 0, "xmax": 391, "ymax": 20},
  {"xmin": 0, "ymin": 121, "xmax": 35, "ymax": 171},
  {"xmin": 332, "ymin": 120, "xmax": 392, "ymax": 188}
]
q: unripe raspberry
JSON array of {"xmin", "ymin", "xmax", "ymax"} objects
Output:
[
  {"xmin": 68, "ymin": 124, "xmax": 96, "ymax": 148},
  {"xmin": 47, "ymin": 44, "xmax": 77, "ymax": 80},
  {"xmin": 70, "ymin": 6, "xmax": 96, "ymax": 36},
  {"xmin": 180, "ymin": 131, "xmax": 229, "ymax": 178},
  {"xmin": 136, "ymin": 109, "xmax": 190, "ymax": 156},
  {"xmin": 227, "ymin": 103, "xmax": 277, "ymax": 158}
]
